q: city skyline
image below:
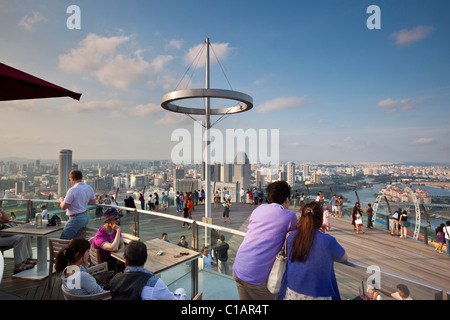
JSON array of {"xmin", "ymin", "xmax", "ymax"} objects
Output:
[{"xmin": 1, "ymin": 1, "xmax": 449, "ymax": 163}]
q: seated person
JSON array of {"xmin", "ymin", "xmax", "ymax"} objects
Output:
[
  {"xmin": 55, "ymin": 238, "xmax": 106, "ymax": 295},
  {"xmin": 92, "ymin": 208, "xmax": 125, "ymax": 272},
  {"xmin": 110, "ymin": 240, "xmax": 188, "ymax": 300},
  {"xmin": 376, "ymin": 284, "xmax": 413, "ymax": 300},
  {"xmin": 0, "ymin": 208, "xmax": 35, "ymax": 274}
]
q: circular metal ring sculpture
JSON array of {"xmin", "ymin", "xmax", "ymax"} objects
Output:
[
  {"xmin": 373, "ymin": 183, "xmax": 421, "ymax": 240},
  {"xmin": 161, "ymin": 88, "xmax": 253, "ymax": 115}
]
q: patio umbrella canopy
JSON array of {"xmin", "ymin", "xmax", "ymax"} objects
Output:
[{"xmin": 0, "ymin": 62, "xmax": 81, "ymax": 101}]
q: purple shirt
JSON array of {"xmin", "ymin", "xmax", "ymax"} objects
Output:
[
  {"xmin": 232, "ymin": 203, "xmax": 298, "ymax": 285},
  {"xmin": 92, "ymin": 226, "xmax": 121, "ymax": 261}
]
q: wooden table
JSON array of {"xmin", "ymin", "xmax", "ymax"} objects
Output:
[
  {"xmin": 0, "ymin": 221, "xmax": 65, "ymax": 280},
  {"xmin": 111, "ymin": 238, "xmax": 201, "ymax": 298}
]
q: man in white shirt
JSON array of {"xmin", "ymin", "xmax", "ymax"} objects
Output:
[
  {"xmin": 444, "ymin": 221, "xmax": 450, "ymax": 257},
  {"xmin": 59, "ymin": 170, "xmax": 96, "ymax": 240},
  {"xmin": 41, "ymin": 205, "xmax": 48, "ymax": 220}
]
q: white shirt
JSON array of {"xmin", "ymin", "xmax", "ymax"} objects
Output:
[
  {"xmin": 64, "ymin": 182, "xmax": 95, "ymax": 216},
  {"xmin": 42, "ymin": 209, "xmax": 48, "ymax": 220},
  {"xmin": 443, "ymin": 226, "xmax": 450, "ymax": 240}
]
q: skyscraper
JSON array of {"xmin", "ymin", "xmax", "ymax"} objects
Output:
[
  {"xmin": 287, "ymin": 161, "xmax": 295, "ymax": 187},
  {"xmin": 58, "ymin": 149, "xmax": 72, "ymax": 197},
  {"xmin": 233, "ymin": 152, "xmax": 251, "ymax": 191}
]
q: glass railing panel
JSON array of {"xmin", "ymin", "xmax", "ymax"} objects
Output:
[{"xmin": 335, "ymin": 261, "xmax": 443, "ymax": 300}]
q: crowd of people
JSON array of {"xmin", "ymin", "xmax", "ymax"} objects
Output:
[{"xmin": 4, "ymin": 169, "xmax": 448, "ymax": 301}]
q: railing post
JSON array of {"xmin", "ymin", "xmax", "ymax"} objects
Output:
[
  {"xmin": 133, "ymin": 209, "xmax": 139, "ymax": 237},
  {"xmin": 27, "ymin": 200, "xmax": 32, "ymax": 223},
  {"xmin": 423, "ymin": 227, "xmax": 428, "ymax": 245},
  {"xmin": 385, "ymin": 215, "xmax": 390, "ymax": 231},
  {"xmin": 191, "ymin": 221, "xmax": 198, "ymax": 252}
]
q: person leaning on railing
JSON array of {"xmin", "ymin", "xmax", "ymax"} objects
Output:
[
  {"xmin": 232, "ymin": 180, "xmax": 298, "ymax": 300},
  {"xmin": 278, "ymin": 201, "xmax": 348, "ymax": 300},
  {"xmin": 59, "ymin": 169, "xmax": 96, "ymax": 240}
]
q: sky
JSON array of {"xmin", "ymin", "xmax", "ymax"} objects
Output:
[{"xmin": 0, "ymin": 0, "xmax": 449, "ymax": 164}]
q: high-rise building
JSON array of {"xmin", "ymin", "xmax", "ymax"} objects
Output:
[
  {"xmin": 58, "ymin": 149, "xmax": 72, "ymax": 197},
  {"xmin": 287, "ymin": 161, "xmax": 295, "ymax": 186},
  {"xmin": 233, "ymin": 152, "xmax": 251, "ymax": 191},
  {"xmin": 15, "ymin": 181, "xmax": 25, "ymax": 194}
]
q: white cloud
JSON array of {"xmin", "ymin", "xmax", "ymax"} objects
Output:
[
  {"xmin": 59, "ymin": 33, "xmax": 131, "ymax": 73},
  {"xmin": 166, "ymin": 39, "xmax": 182, "ymax": 50},
  {"xmin": 58, "ymin": 33, "xmax": 179, "ymax": 89},
  {"xmin": 412, "ymin": 138, "xmax": 436, "ymax": 145},
  {"xmin": 61, "ymin": 99, "xmax": 126, "ymax": 114},
  {"xmin": 150, "ymin": 55, "xmax": 174, "ymax": 73},
  {"xmin": 95, "ymin": 52, "xmax": 150, "ymax": 89},
  {"xmin": 257, "ymin": 96, "xmax": 309, "ymax": 114},
  {"xmin": 377, "ymin": 97, "xmax": 423, "ymax": 113},
  {"xmin": 183, "ymin": 42, "xmax": 233, "ymax": 67},
  {"xmin": 390, "ymin": 25, "xmax": 434, "ymax": 46},
  {"xmin": 61, "ymin": 99, "xmax": 162, "ymax": 119},
  {"xmin": 18, "ymin": 11, "xmax": 47, "ymax": 31},
  {"xmin": 155, "ymin": 113, "xmax": 190, "ymax": 126},
  {"xmin": 58, "ymin": 33, "xmax": 153, "ymax": 89}
]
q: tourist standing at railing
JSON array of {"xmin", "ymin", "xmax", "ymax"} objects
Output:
[
  {"xmin": 399, "ymin": 210, "xmax": 408, "ymax": 238},
  {"xmin": 351, "ymin": 202, "xmax": 362, "ymax": 231},
  {"xmin": 278, "ymin": 201, "xmax": 348, "ymax": 300},
  {"xmin": 337, "ymin": 195, "xmax": 343, "ymax": 218},
  {"xmin": 41, "ymin": 205, "xmax": 48, "ymax": 220},
  {"xmin": 390, "ymin": 208, "xmax": 402, "ymax": 237},
  {"xmin": 233, "ymin": 180, "xmax": 298, "ymax": 300},
  {"xmin": 95, "ymin": 196, "xmax": 103, "ymax": 220},
  {"xmin": 331, "ymin": 194, "xmax": 337, "ymax": 217},
  {"xmin": 366, "ymin": 203, "xmax": 374, "ymax": 229},
  {"xmin": 59, "ymin": 170, "xmax": 96, "ymax": 240},
  {"xmin": 139, "ymin": 194, "xmax": 145, "ymax": 210},
  {"xmin": 444, "ymin": 221, "xmax": 450, "ymax": 257},
  {"xmin": 216, "ymin": 235, "xmax": 229, "ymax": 275},
  {"xmin": 435, "ymin": 224, "xmax": 445, "ymax": 254}
]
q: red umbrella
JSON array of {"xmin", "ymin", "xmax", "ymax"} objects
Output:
[{"xmin": 0, "ymin": 62, "xmax": 81, "ymax": 101}]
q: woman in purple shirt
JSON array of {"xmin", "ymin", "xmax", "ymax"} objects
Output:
[
  {"xmin": 233, "ymin": 181, "xmax": 298, "ymax": 300},
  {"xmin": 279, "ymin": 201, "xmax": 348, "ymax": 300}
]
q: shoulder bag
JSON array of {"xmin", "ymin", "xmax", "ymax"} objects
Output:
[{"xmin": 267, "ymin": 235, "xmax": 288, "ymax": 294}]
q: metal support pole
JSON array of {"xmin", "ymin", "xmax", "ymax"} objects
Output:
[{"xmin": 204, "ymin": 37, "xmax": 211, "ymax": 248}]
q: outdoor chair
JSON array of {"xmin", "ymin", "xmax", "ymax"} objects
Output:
[
  {"xmin": 89, "ymin": 247, "xmax": 102, "ymax": 266},
  {"xmin": 61, "ymin": 285, "xmax": 112, "ymax": 300},
  {"xmin": 81, "ymin": 227, "xmax": 98, "ymax": 243},
  {"xmin": 47, "ymin": 238, "xmax": 70, "ymax": 289},
  {"xmin": 61, "ymin": 262, "xmax": 111, "ymax": 300}
]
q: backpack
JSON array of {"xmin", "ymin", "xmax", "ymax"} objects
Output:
[{"xmin": 47, "ymin": 214, "xmax": 61, "ymax": 226}]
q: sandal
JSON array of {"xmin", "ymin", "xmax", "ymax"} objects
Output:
[
  {"xmin": 26, "ymin": 259, "xmax": 37, "ymax": 265},
  {"xmin": 14, "ymin": 262, "xmax": 35, "ymax": 274}
]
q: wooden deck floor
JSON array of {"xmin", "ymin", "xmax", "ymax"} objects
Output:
[{"xmin": 1, "ymin": 203, "xmax": 449, "ymax": 300}]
